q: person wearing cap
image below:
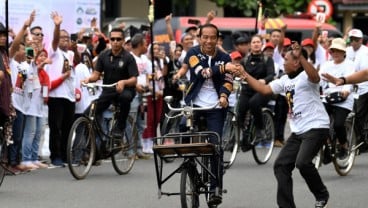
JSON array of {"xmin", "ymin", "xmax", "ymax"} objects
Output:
[
  {"xmin": 319, "ymin": 38, "xmax": 355, "ymax": 161},
  {"xmin": 232, "ymin": 34, "xmax": 250, "ymax": 58},
  {"xmin": 301, "ymin": 38, "xmax": 320, "ymax": 68},
  {"xmin": 345, "ymin": 28, "xmax": 368, "ymax": 151},
  {"xmin": 123, "ymin": 36, "xmax": 132, "ymax": 51},
  {"xmin": 237, "ymin": 42, "xmax": 330, "ymax": 208}
]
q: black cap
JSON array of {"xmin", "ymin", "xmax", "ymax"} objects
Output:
[
  {"xmin": 185, "ymin": 26, "xmax": 198, "ymax": 33},
  {"xmin": 0, "ymin": 22, "xmax": 6, "ymax": 34},
  {"xmin": 234, "ymin": 36, "xmax": 250, "ymax": 45}
]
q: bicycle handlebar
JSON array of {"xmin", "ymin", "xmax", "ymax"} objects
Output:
[
  {"xmin": 81, "ymin": 82, "xmax": 117, "ymax": 88},
  {"xmin": 165, "ymin": 96, "xmax": 219, "ymax": 113}
]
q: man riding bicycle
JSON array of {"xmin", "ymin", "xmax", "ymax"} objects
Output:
[
  {"xmin": 173, "ymin": 23, "xmax": 238, "ymax": 206},
  {"xmin": 82, "ymin": 28, "xmax": 138, "ymax": 138}
]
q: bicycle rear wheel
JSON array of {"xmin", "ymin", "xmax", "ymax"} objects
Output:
[
  {"xmin": 180, "ymin": 166, "xmax": 200, "ymax": 208},
  {"xmin": 333, "ymin": 116, "xmax": 357, "ymax": 176},
  {"xmin": 252, "ymin": 109, "xmax": 275, "ymax": 164},
  {"xmin": 67, "ymin": 116, "xmax": 95, "ymax": 180},
  {"xmin": 111, "ymin": 115, "xmax": 136, "ymax": 175},
  {"xmin": 222, "ymin": 111, "xmax": 239, "ymax": 169}
]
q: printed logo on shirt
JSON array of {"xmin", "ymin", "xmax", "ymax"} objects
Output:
[{"xmin": 189, "ymin": 55, "xmax": 200, "ymax": 68}]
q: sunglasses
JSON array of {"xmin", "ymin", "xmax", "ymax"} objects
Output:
[
  {"xmin": 110, "ymin": 37, "xmax": 122, "ymax": 42},
  {"xmin": 32, "ymin": 33, "xmax": 44, "ymax": 37},
  {"xmin": 350, "ymin": 37, "xmax": 361, "ymax": 42}
]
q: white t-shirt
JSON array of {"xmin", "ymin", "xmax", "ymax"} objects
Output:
[
  {"xmin": 319, "ymin": 59, "xmax": 355, "ymax": 111},
  {"xmin": 10, "ymin": 59, "xmax": 27, "ymax": 113},
  {"xmin": 193, "ymin": 56, "xmax": 219, "ymax": 107},
  {"xmin": 46, "ymin": 47, "xmax": 76, "ymax": 102},
  {"xmin": 23, "ymin": 63, "xmax": 46, "ymax": 117},
  {"xmin": 131, "ymin": 53, "xmax": 150, "ymax": 87},
  {"xmin": 270, "ymin": 71, "xmax": 330, "ymax": 134},
  {"xmin": 74, "ymin": 63, "xmax": 93, "ymax": 114},
  {"xmin": 346, "ymin": 45, "xmax": 368, "ymax": 95}
]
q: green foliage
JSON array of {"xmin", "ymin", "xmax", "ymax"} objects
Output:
[{"xmin": 211, "ymin": 0, "xmax": 310, "ymax": 17}]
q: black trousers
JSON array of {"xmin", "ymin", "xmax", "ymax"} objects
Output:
[
  {"xmin": 354, "ymin": 92, "xmax": 368, "ymax": 142},
  {"xmin": 86, "ymin": 89, "xmax": 135, "ymax": 131},
  {"xmin": 237, "ymin": 88, "xmax": 271, "ymax": 129},
  {"xmin": 274, "ymin": 95, "xmax": 288, "ymax": 141},
  {"xmin": 48, "ymin": 98, "xmax": 75, "ymax": 162},
  {"xmin": 274, "ymin": 128, "xmax": 329, "ymax": 208}
]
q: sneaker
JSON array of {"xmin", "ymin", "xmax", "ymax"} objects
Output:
[
  {"xmin": 322, "ymin": 145, "xmax": 332, "ymax": 165},
  {"xmin": 315, "ymin": 199, "xmax": 328, "ymax": 208},
  {"xmin": 274, "ymin": 139, "xmax": 284, "ymax": 147},
  {"xmin": 338, "ymin": 146, "xmax": 348, "ymax": 160},
  {"xmin": 51, "ymin": 158, "xmax": 65, "ymax": 168},
  {"xmin": 136, "ymin": 152, "xmax": 150, "ymax": 160},
  {"xmin": 111, "ymin": 128, "xmax": 124, "ymax": 138},
  {"xmin": 208, "ymin": 193, "xmax": 222, "ymax": 206}
]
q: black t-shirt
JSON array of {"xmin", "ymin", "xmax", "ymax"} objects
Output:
[{"xmin": 96, "ymin": 49, "xmax": 139, "ymax": 88}]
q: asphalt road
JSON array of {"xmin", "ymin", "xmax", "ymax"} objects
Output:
[{"xmin": 1, "ymin": 147, "xmax": 368, "ymax": 208}]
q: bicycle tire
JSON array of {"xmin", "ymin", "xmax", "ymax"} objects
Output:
[
  {"xmin": 111, "ymin": 115, "xmax": 136, "ymax": 175},
  {"xmin": 160, "ymin": 111, "xmax": 182, "ymax": 163},
  {"xmin": 0, "ymin": 146, "xmax": 5, "ymax": 186},
  {"xmin": 223, "ymin": 111, "xmax": 239, "ymax": 169},
  {"xmin": 333, "ymin": 117, "xmax": 357, "ymax": 176},
  {"xmin": 67, "ymin": 116, "xmax": 96, "ymax": 180},
  {"xmin": 180, "ymin": 167, "xmax": 200, "ymax": 208},
  {"xmin": 252, "ymin": 109, "xmax": 275, "ymax": 164}
]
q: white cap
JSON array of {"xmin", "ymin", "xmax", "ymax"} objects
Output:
[
  {"xmin": 124, "ymin": 36, "xmax": 131, "ymax": 43},
  {"xmin": 348, "ymin": 29, "xmax": 363, "ymax": 38}
]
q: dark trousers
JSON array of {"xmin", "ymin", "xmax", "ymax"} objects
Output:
[
  {"xmin": 48, "ymin": 98, "xmax": 75, "ymax": 162},
  {"xmin": 194, "ymin": 108, "xmax": 227, "ymax": 190},
  {"xmin": 324, "ymin": 104, "xmax": 350, "ymax": 145},
  {"xmin": 8, "ymin": 109, "xmax": 25, "ymax": 166},
  {"xmin": 354, "ymin": 92, "xmax": 368, "ymax": 142},
  {"xmin": 274, "ymin": 95, "xmax": 288, "ymax": 141},
  {"xmin": 274, "ymin": 128, "xmax": 329, "ymax": 208},
  {"xmin": 86, "ymin": 89, "xmax": 135, "ymax": 131},
  {"xmin": 238, "ymin": 89, "xmax": 271, "ymax": 129}
]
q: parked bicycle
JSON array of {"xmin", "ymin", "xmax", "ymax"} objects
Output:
[
  {"xmin": 0, "ymin": 126, "xmax": 6, "ymax": 186},
  {"xmin": 153, "ymin": 96, "xmax": 223, "ymax": 208},
  {"xmin": 314, "ymin": 87, "xmax": 359, "ymax": 176},
  {"xmin": 222, "ymin": 78, "xmax": 275, "ymax": 168},
  {"xmin": 67, "ymin": 82, "xmax": 137, "ymax": 180}
]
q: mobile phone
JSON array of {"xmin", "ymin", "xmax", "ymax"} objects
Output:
[
  {"xmin": 25, "ymin": 47, "xmax": 34, "ymax": 58},
  {"xmin": 264, "ymin": 9, "xmax": 270, "ymax": 18},
  {"xmin": 70, "ymin": 33, "xmax": 78, "ymax": 42},
  {"xmin": 188, "ymin": 19, "xmax": 201, "ymax": 26}
]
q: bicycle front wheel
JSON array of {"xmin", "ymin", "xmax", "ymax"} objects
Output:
[
  {"xmin": 111, "ymin": 115, "xmax": 136, "ymax": 175},
  {"xmin": 252, "ymin": 109, "xmax": 275, "ymax": 164},
  {"xmin": 222, "ymin": 111, "xmax": 239, "ymax": 169},
  {"xmin": 67, "ymin": 116, "xmax": 95, "ymax": 180},
  {"xmin": 180, "ymin": 167, "xmax": 200, "ymax": 208},
  {"xmin": 333, "ymin": 116, "xmax": 357, "ymax": 176}
]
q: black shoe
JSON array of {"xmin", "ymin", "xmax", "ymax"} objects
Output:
[
  {"xmin": 208, "ymin": 193, "xmax": 222, "ymax": 206},
  {"xmin": 338, "ymin": 146, "xmax": 348, "ymax": 160},
  {"xmin": 322, "ymin": 145, "xmax": 332, "ymax": 165},
  {"xmin": 255, "ymin": 128, "xmax": 266, "ymax": 139},
  {"xmin": 315, "ymin": 199, "xmax": 328, "ymax": 208},
  {"xmin": 111, "ymin": 127, "xmax": 124, "ymax": 138}
]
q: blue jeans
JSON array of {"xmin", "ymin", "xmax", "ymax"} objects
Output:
[
  {"xmin": 125, "ymin": 95, "xmax": 144, "ymax": 154},
  {"xmin": 22, "ymin": 115, "xmax": 44, "ymax": 162},
  {"xmin": 274, "ymin": 128, "xmax": 329, "ymax": 208},
  {"xmin": 8, "ymin": 109, "xmax": 25, "ymax": 166}
]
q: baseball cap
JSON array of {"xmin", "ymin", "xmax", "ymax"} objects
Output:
[
  {"xmin": 283, "ymin": 38, "xmax": 291, "ymax": 47},
  {"xmin": 230, "ymin": 51, "xmax": 242, "ymax": 60},
  {"xmin": 329, "ymin": 38, "xmax": 346, "ymax": 52},
  {"xmin": 301, "ymin": 38, "xmax": 315, "ymax": 47},
  {"xmin": 348, "ymin": 29, "xmax": 363, "ymax": 38},
  {"xmin": 263, "ymin": 42, "xmax": 274, "ymax": 51}
]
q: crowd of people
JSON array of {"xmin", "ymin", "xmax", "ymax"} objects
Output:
[{"xmin": 1, "ymin": 8, "xmax": 368, "ymax": 208}]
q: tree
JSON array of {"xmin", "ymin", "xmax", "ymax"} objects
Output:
[{"xmin": 211, "ymin": 0, "xmax": 309, "ymax": 17}]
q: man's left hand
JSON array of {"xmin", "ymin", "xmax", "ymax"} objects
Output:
[{"xmin": 116, "ymin": 80, "xmax": 125, "ymax": 93}]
